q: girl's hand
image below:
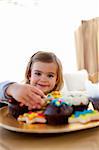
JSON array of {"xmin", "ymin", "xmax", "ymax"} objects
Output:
[{"xmin": 6, "ymin": 83, "xmax": 45, "ymax": 110}]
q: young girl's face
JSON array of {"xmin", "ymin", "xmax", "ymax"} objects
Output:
[{"xmin": 29, "ymin": 61, "xmax": 58, "ymax": 94}]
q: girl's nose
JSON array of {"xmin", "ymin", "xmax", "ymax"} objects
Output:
[{"xmin": 41, "ymin": 74, "xmax": 48, "ymax": 81}]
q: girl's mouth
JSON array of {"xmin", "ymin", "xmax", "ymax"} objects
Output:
[{"xmin": 37, "ymin": 84, "xmax": 49, "ymax": 87}]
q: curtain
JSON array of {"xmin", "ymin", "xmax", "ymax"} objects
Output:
[{"xmin": 75, "ymin": 17, "xmax": 99, "ymax": 83}]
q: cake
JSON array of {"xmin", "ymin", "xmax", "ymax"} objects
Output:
[
  {"xmin": 68, "ymin": 109, "xmax": 99, "ymax": 124},
  {"xmin": 8, "ymin": 99, "xmax": 41, "ymax": 119},
  {"xmin": 47, "ymin": 91, "xmax": 63, "ymax": 99},
  {"xmin": 44, "ymin": 98, "xmax": 73, "ymax": 125},
  {"xmin": 89, "ymin": 97, "xmax": 99, "ymax": 111},
  {"xmin": 64, "ymin": 92, "xmax": 89, "ymax": 113},
  {"xmin": 8, "ymin": 99, "xmax": 29, "ymax": 118},
  {"xmin": 43, "ymin": 91, "xmax": 63, "ymax": 107}
]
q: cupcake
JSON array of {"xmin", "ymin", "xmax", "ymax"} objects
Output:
[
  {"xmin": 47, "ymin": 91, "xmax": 63, "ymax": 99},
  {"xmin": 64, "ymin": 92, "xmax": 89, "ymax": 113},
  {"xmin": 44, "ymin": 98, "xmax": 73, "ymax": 125},
  {"xmin": 89, "ymin": 97, "xmax": 99, "ymax": 111},
  {"xmin": 8, "ymin": 99, "xmax": 29, "ymax": 118},
  {"xmin": 8, "ymin": 99, "xmax": 41, "ymax": 119},
  {"xmin": 85, "ymin": 80, "xmax": 99, "ymax": 111}
]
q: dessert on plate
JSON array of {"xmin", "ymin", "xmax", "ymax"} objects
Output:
[
  {"xmin": 18, "ymin": 111, "xmax": 46, "ymax": 124},
  {"xmin": 44, "ymin": 98, "xmax": 73, "ymax": 125},
  {"xmin": 64, "ymin": 92, "xmax": 89, "ymax": 113},
  {"xmin": 68, "ymin": 109, "xmax": 99, "ymax": 124},
  {"xmin": 89, "ymin": 97, "xmax": 99, "ymax": 111}
]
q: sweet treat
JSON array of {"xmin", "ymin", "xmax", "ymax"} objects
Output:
[
  {"xmin": 43, "ymin": 91, "xmax": 63, "ymax": 107},
  {"xmin": 68, "ymin": 109, "xmax": 99, "ymax": 124},
  {"xmin": 89, "ymin": 97, "xmax": 99, "ymax": 111},
  {"xmin": 8, "ymin": 99, "xmax": 29, "ymax": 118},
  {"xmin": 64, "ymin": 92, "xmax": 89, "ymax": 112},
  {"xmin": 8, "ymin": 99, "xmax": 43, "ymax": 119},
  {"xmin": 17, "ymin": 111, "xmax": 46, "ymax": 124},
  {"xmin": 44, "ymin": 98, "xmax": 73, "ymax": 125},
  {"xmin": 47, "ymin": 91, "xmax": 63, "ymax": 99}
]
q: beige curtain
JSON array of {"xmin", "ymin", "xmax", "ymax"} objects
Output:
[{"xmin": 75, "ymin": 17, "xmax": 99, "ymax": 83}]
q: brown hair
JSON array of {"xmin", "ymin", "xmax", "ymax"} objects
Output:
[{"xmin": 24, "ymin": 51, "xmax": 64, "ymax": 91}]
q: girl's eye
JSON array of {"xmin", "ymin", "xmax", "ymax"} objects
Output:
[
  {"xmin": 47, "ymin": 74, "xmax": 54, "ymax": 78},
  {"xmin": 35, "ymin": 72, "xmax": 41, "ymax": 76}
]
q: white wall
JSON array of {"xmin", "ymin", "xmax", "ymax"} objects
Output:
[{"xmin": 0, "ymin": 0, "xmax": 98, "ymax": 82}]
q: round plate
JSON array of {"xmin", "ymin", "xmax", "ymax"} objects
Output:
[{"xmin": 0, "ymin": 106, "xmax": 99, "ymax": 133}]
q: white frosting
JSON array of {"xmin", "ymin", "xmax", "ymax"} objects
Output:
[{"xmin": 63, "ymin": 92, "xmax": 89, "ymax": 105}]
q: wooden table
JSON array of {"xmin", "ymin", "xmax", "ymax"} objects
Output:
[{"xmin": 0, "ymin": 126, "xmax": 99, "ymax": 150}]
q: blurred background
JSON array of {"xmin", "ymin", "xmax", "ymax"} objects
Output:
[{"xmin": 0, "ymin": 0, "xmax": 98, "ymax": 82}]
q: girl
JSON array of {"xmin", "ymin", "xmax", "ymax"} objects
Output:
[{"xmin": 0, "ymin": 51, "xmax": 64, "ymax": 110}]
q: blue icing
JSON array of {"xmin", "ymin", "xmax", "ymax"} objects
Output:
[{"xmin": 74, "ymin": 110, "xmax": 93, "ymax": 118}]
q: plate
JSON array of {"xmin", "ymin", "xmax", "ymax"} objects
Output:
[{"xmin": 0, "ymin": 106, "xmax": 99, "ymax": 133}]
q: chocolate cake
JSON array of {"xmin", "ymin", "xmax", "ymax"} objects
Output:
[
  {"xmin": 8, "ymin": 99, "xmax": 29, "ymax": 118},
  {"xmin": 44, "ymin": 98, "xmax": 73, "ymax": 125},
  {"xmin": 64, "ymin": 92, "xmax": 89, "ymax": 113}
]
